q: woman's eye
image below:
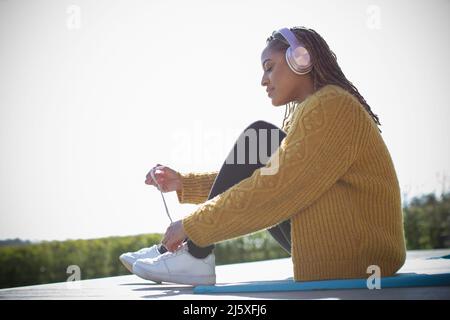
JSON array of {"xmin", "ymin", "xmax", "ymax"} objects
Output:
[{"xmin": 266, "ymin": 66, "xmax": 272, "ymax": 72}]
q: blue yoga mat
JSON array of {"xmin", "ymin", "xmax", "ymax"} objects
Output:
[
  {"xmin": 194, "ymin": 272, "xmax": 450, "ymax": 294},
  {"xmin": 194, "ymin": 255, "xmax": 450, "ymax": 294}
]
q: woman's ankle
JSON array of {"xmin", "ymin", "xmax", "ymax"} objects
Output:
[{"xmin": 157, "ymin": 244, "xmax": 168, "ymax": 254}]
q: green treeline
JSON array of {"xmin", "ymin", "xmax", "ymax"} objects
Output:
[
  {"xmin": 403, "ymin": 191, "xmax": 450, "ymax": 249},
  {"xmin": 0, "ymin": 232, "xmax": 288, "ymax": 289},
  {"xmin": 0, "ymin": 191, "xmax": 449, "ymax": 289}
]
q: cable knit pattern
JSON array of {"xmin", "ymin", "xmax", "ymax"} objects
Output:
[{"xmin": 181, "ymin": 84, "xmax": 406, "ymax": 281}]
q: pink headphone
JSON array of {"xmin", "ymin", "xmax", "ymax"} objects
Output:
[{"xmin": 277, "ymin": 27, "xmax": 313, "ymax": 75}]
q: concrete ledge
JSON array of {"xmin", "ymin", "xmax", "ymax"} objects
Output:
[{"xmin": 1, "ymin": 249, "xmax": 449, "ymax": 300}]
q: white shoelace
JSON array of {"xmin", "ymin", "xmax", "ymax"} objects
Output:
[
  {"xmin": 150, "ymin": 168, "xmax": 173, "ymax": 223},
  {"xmin": 155, "ymin": 244, "xmax": 188, "ymax": 261}
]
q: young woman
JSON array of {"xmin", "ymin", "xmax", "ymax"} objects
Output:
[{"xmin": 120, "ymin": 26, "xmax": 406, "ymax": 286}]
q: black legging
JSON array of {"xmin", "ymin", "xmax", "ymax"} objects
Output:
[{"xmin": 160, "ymin": 120, "xmax": 291, "ymax": 258}]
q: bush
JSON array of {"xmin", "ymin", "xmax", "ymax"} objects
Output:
[{"xmin": 403, "ymin": 191, "xmax": 450, "ymax": 249}]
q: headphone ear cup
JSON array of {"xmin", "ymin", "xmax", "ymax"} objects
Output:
[
  {"xmin": 286, "ymin": 45, "xmax": 312, "ymax": 75},
  {"xmin": 292, "ymin": 46, "xmax": 311, "ymax": 69}
]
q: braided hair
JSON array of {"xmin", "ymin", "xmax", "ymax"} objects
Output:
[{"xmin": 266, "ymin": 26, "xmax": 382, "ymax": 133}]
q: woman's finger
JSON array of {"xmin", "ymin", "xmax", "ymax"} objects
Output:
[
  {"xmin": 169, "ymin": 240, "xmax": 183, "ymax": 252},
  {"xmin": 165, "ymin": 234, "xmax": 176, "ymax": 252}
]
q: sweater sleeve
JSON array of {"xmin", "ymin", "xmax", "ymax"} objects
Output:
[
  {"xmin": 175, "ymin": 171, "xmax": 218, "ymax": 204},
  {"xmin": 182, "ymin": 90, "xmax": 372, "ymax": 247}
]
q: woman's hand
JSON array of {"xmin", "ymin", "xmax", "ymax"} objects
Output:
[
  {"xmin": 145, "ymin": 163, "xmax": 182, "ymax": 193},
  {"xmin": 162, "ymin": 220, "xmax": 187, "ymax": 252}
]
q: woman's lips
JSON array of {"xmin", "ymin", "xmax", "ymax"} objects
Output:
[{"xmin": 267, "ymin": 88, "xmax": 274, "ymax": 97}]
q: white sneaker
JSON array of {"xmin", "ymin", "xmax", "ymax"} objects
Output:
[
  {"xmin": 119, "ymin": 244, "xmax": 161, "ymax": 273},
  {"xmin": 132, "ymin": 243, "xmax": 216, "ymax": 285}
]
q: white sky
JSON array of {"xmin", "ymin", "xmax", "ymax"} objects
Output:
[{"xmin": 1, "ymin": 0, "xmax": 449, "ymax": 241}]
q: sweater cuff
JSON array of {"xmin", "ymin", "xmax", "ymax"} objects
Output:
[
  {"xmin": 175, "ymin": 171, "xmax": 217, "ymax": 204},
  {"xmin": 182, "ymin": 214, "xmax": 209, "ymax": 247},
  {"xmin": 175, "ymin": 172, "xmax": 187, "ymax": 203}
]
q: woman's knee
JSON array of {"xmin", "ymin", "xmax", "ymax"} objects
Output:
[{"xmin": 246, "ymin": 120, "xmax": 280, "ymax": 131}]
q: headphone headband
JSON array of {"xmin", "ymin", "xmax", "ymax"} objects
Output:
[{"xmin": 278, "ymin": 28, "xmax": 301, "ymax": 49}]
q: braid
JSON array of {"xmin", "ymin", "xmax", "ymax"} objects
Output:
[
  {"xmin": 266, "ymin": 27, "xmax": 382, "ymax": 133},
  {"xmin": 281, "ymin": 101, "xmax": 299, "ymax": 133}
]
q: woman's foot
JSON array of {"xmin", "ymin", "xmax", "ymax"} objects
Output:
[
  {"xmin": 132, "ymin": 243, "xmax": 216, "ymax": 285},
  {"xmin": 119, "ymin": 244, "xmax": 162, "ymax": 273}
]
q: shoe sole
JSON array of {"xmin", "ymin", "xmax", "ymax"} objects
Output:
[
  {"xmin": 119, "ymin": 256, "xmax": 134, "ymax": 273},
  {"xmin": 120, "ymin": 256, "xmax": 162, "ymax": 284},
  {"xmin": 133, "ymin": 263, "xmax": 216, "ymax": 286}
]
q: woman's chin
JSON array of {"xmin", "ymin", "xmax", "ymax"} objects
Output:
[
  {"xmin": 271, "ymin": 96, "xmax": 294, "ymax": 107},
  {"xmin": 270, "ymin": 98, "xmax": 284, "ymax": 107}
]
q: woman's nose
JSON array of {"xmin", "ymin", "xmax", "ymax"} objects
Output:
[{"xmin": 261, "ymin": 74, "xmax": 268, "ymax": 87}]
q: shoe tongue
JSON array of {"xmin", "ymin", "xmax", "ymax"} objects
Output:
[
  {"xmin": 137, "ymin": 247, "xmax": 152, "ymax": 254},
  {"xmin": 162, "ymin": 245, "xmax": 186, "ymax": 258}
]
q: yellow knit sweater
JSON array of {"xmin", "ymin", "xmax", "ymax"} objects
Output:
[{"xmin": 177, "ymin": 84, "xmax": 406, "ymax": 281}]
